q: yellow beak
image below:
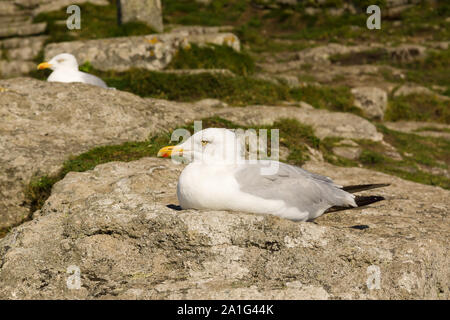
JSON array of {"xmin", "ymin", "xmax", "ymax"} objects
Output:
[
  {"xmin": 157, "ymin": 146, "xmax": 183, "ymax": 158},
  {"xmin": 37, "ymin": 62, "xmax": 52, "ymax": 70}
]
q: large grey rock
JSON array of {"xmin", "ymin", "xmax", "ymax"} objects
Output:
[
  {"xmin": 119, "ymin": 0, "xmax": 163, "ymax": 33},
  {"xmin": 0, "ymin": 157, "xmax": 448, "ymax": 299},
  {"xmin": 44, "ymin": 31, "xmax": 240, "ymax": 72},
  {"xmin": 0, "ymin": 78, "xmax": 381, "ymax": 232},
  {"xmin": 351, "ymin": 87, "xmax": 388, "ymax": 120}
]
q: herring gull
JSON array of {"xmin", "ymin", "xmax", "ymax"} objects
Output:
[
  {"xmin": 158, "ymin": 128, "xmax": 388, "ymax": 221},
  {"xmin": 37, "ymin": 53, "xmax": 108, "ymax": 88}
]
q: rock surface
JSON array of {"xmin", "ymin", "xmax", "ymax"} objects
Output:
[
  {"xmin": 44, "ymin": 31, "xmax": 240, "ymax": 72},
  {"xmin": 119, "ymin": 0, "xmax": 163, "ymax": 33},
  {"xmin": 384, "ymin": 121, "xmax": 450, "ymax": 140},
  {"xmin": 351, "ymin": 87, "xmax": 388, "ymax": 120},
  {"xmin": 0, "ymin": 157, "xmax": 448, "ymax": 299},
  {"xmin": 0, "ymin": 78, "xmax": 381, "ymax": 232}
]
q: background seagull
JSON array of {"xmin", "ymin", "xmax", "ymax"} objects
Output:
[
  {"xmin": 158, "ymin": 128, "xmax": 388, "ymax": 221},
  {"xmin": 37, "ymin": 53, "xmax": 108, "ymax": 88}
]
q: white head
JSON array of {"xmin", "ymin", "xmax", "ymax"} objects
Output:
[
  {"xmin": 158, "ymin": 128, "xmax": 244, "ymax": 164},
  {"xmin": 37, "ymin": 53, "xmax": 79, "ymax": 71}
]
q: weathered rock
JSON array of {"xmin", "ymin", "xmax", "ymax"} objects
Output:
[
  {"xmin": 161, "ymin": 68, "xmax": 235, "ymax": 77},
  {"xmin": 0, "ymin": 60, "xmax": 36, "ymax": 78},
  {"xmin": 0, "ymin": 22, "xmax": 46, "ymax": 38},
  {"xmin": 0, "ymin": 78, "xmax": 382, "ymax": 231},
  {"xmin": 44, "ymin": 32, "xmax": 240, "ymax": 72},
  {"xmin": 388, "ymin": 45, "xmax": 427, "ymax": 63},
  {"xmin": 168, "ymin": 25, "xmax": 234, "ymax": 35},
  {"xmin": 0, "ymin": 157, "xmax": 448, "ymax": 299},
  {"xmin": 0, "ymin": 78, "xmax": 171, "ymax": 231},
  {"xmin": 254, "ymin": 73, "xmax": 300, "ymax": 88},
  {"xmin": 0, "ymin": 35, "xmax": 48, "ymax": 78},
  {"xmin": 351, "ymin": 87, "xmax": 388, "ymax": 120},
  {"xmin": 385, "ymin": 121, "xmax": 450, "ymax": 140},
  {"xmin": 119, "ymin": 0, "xmax": 163, "ymax": 33},
  {"xmin": 212, "ymin": 105, "xmax": 383, "ymax": 141},
  {"xmin": 194, "ymin": 98, "xmax": 228, "ymax": 109},
  {"xmin": 332, "ymin": 146, "xmax": 362, "ymax": 160},
  {"xmin": 394, "ymin": 84, "xmax": 450, "ymax": 101},
  {"xmin": 394, "ymin": 84, "xmax": 435, "ymax": 97},
  {"xmin": 260, "ymin": 43, "xmax": 384, "ymax": 73},
  {"xmin": 0, "ymin": 35, "xmax": 48, "ymax": 50}
]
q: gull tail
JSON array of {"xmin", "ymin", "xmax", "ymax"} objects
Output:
[
  {"xmin": 342, "ymin": 183, "xmax": 390, "ymax": 193},
  {"xmin": 325, "ymin": 195, "xmax": 385, "ymax": 213}
]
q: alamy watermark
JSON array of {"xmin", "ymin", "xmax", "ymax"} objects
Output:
[
  {"xmin": 165, "ymin": 120, "xmax": 280, "ymax": 175},
  {"xmin": 366, "ymin": 265, "xmax": 381, "ymax": 290},
  {"xmin": 66, "ymin": 5, "xmax": 81, "ymax": 30},
  {"xmin": 367, "ymin": 5, "xmax": 381, "ymax": 30},
  {"xmin": 66, "ymin": 265, "xmax": 81, "ymax": 290}
]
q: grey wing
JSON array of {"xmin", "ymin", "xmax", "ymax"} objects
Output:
[
  {"xmin": 234, "ymin": 161, "xmax": 356, "ymax": 218},
  {"xmin": 80, "ymin": 72, "xmax": 108, "ymax": 88}
]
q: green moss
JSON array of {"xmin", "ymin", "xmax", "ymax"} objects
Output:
[
  {"xmin": 85, "ymin": 68, "xmax": 291, "ymax": 106},
  {"xmin": 359, "ymin": 150, "xmax": 385, "ymax": 165},
  {"xmin": 167, "ymin": 44, "xmax": 255, "ymax": 76},
  {"xmin": 385, "ymin": 94, "xmax": 450, "ymax": 124},
  {"xmin": 34, "ymin": 1, "xmax": 155, "ymax": 43}
]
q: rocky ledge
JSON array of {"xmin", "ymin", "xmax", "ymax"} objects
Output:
[{"xmin": 0, "ymin": 157, "xmax": 448, "ymax": 299}]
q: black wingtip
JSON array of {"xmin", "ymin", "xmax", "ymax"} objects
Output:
[
  {"xmin": 342, "ymin": 183, "xmax": 390, "ymax": 193},
  {"xmin": 325, "ymin": 195, "xmax": 385, "ymax": 213},
  {"xmin": 354, "ymin": 195, "xmax": 385, "ymax": 207}
]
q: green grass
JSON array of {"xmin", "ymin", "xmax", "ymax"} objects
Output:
[
  {"xmin": 385, "ymin": 94, "xmax": 450, "ymax": 124},
  {"xmin": 167, "ymin": 44, "xmax": 255, "ymax": 76},
  {"xmin": 103, "ymin": 69, "xmax": 290, "ymax": 105},
  {"xmin": 33, "ymin": 0, "xmax": 155, "ymax": 43}
]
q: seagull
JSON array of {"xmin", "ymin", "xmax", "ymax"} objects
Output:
[
  {"xmin": 158, "ymin": 128, "xmax": 388, "ymax": 221},
  {"xmin": 37, "ymin": 53, "xmax": 108, "ymax": 88}
]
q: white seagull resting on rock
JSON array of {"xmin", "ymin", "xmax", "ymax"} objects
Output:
[
  {"xmin": 158, "ymin": 128, "xmax": 388, "ymax": 221},
  {"xmin": 37, "ymin": 53, "xmax": 108, "ymax": 88}
]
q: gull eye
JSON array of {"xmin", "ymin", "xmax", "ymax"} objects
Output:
[
  {"xmin": 201, "ymin": 140, "xmax": 209, "ymax": 147},
  {"xmin": 57, "ymin": 59, "xmax": 65, "ymax": 63}
]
